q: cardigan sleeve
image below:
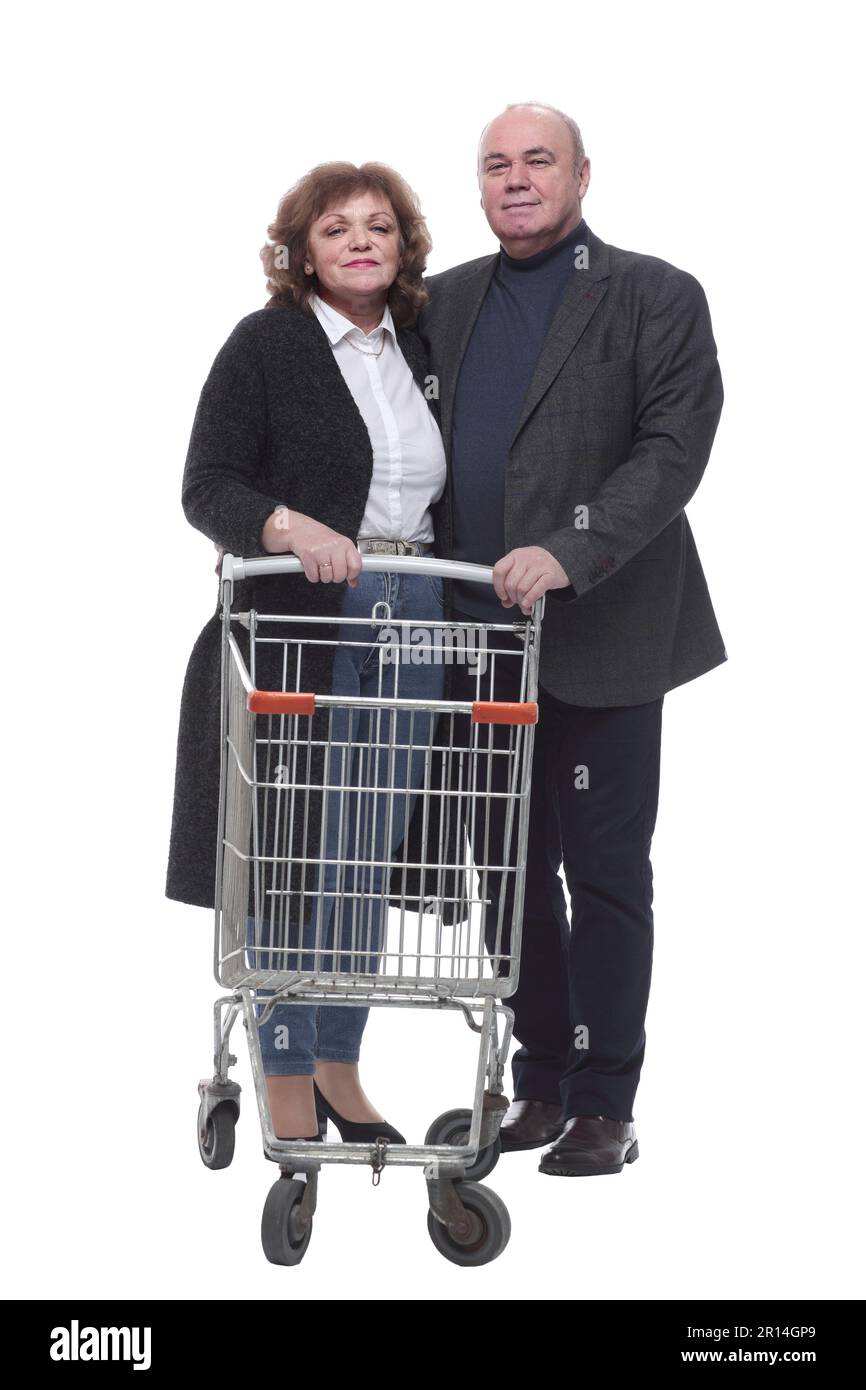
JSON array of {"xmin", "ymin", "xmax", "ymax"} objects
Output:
[{"xmin": 181, "ymin": 316, "xmax": 284, "ymax": 557}]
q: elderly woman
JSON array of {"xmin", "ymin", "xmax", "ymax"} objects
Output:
[{"xmin": 166, "ymin": 163, "xmax": 448, "ymax": 1144}]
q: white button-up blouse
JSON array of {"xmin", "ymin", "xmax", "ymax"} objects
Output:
[{"xmin": 310, "ymin": 293, "xmax": 447, "ymax": 545}]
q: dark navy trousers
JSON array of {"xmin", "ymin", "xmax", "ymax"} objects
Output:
[{"xmin": 449, "ymin": 620, "xmax": 663, "ymax": 1123}]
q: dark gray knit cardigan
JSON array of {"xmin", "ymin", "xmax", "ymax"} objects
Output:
[{"xmin": 165, "ymin": 300, "xmax": 460, "ymax": 916}]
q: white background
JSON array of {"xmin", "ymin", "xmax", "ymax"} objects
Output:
[{"xmin": 3, "ymin": 0, "xmax": 863, "ymax": 1301}]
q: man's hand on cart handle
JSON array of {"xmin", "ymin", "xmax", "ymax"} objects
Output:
[
  {"xmin": 493, "ymin": 546, "xmax": 570, "ymax": 615},
  {"xmin": 212, "ymin": 508, "xmax": 362, "ymax": 587}
]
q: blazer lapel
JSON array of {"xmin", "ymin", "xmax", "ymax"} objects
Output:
[
  {"xmin": 510, "ymin": 224, "xmax": 611, "ymax": 444},
  {"xmin": 435, "ymin": 256, "xmax": 499, "ymax": 455}
]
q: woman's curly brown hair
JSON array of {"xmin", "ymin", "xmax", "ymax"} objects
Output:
[{"xmin": 260, "ymin": 161, "xmax": 432, "ymax": 328}]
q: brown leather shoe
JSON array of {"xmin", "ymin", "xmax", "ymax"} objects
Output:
[
  {"xmin": 499, "ymin": 1100, "xmax": 566, "ymax": 1152},
  {"xmin": 538, "ymin": 1115, "xmax": 639, "ymax": 1176}
]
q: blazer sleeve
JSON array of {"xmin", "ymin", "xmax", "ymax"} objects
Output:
[
  {"xmin": 181, "ymin": 316, "xmax": 284, "ymax": 557},
  {"xmin": 537, "ymin": 267, "xmax": 724, "ymax": 602}
]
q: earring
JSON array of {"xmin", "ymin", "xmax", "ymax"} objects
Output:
[{"xmin": 304, "ymin": 263, "xmax": 313, "ymax": 275}]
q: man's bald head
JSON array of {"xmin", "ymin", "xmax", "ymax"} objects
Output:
[{"xmin": 478, "ymin": 103, "xmax": 585, "ymax": 175}]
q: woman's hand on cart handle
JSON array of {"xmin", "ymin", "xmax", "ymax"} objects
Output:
[{"xmin": 261, "ymin": 506, "xmax": 362, "ymax": 587}]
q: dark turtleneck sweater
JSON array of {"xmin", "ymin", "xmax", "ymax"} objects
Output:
[
  {"xmin": 447, "ymin": 215, "xmax": 589, "ymax": 619},
  {"xmin": 450, "ymin": 217, "xmax": 588, "ymax": 623}
]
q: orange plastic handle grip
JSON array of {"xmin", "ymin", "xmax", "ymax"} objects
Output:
[
  {"xmin": 247, "ymin": 691, "xmax": 316, "ymax": 715},
  {"xmin": 471, "ymin": 701, "xmax": 538, "ymax": 726}
]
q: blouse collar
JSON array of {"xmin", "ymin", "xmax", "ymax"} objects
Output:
[{"xmin": 311, "ymin": 292, "xmax": 396, "ymax": 346}]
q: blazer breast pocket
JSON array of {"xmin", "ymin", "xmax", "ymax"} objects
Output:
[
  {"xmin": 544, "ymin": 359, "xmax": 637, "ymax": 419},
  {"xmin": 577, "ymin": 358, "xmax": 637, "ymax": 381},
  {"xmin": 542, "ymin": 359, "xmax": 637, "ymax": 436}
]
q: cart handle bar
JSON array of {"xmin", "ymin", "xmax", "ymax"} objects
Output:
[
  {"xmin": 246, "ymin": 691, "xmax": 538, "ymax": 725},
  {"xmin": 222, "ymin": 552, "xmax": 496, "ymax": 586}
]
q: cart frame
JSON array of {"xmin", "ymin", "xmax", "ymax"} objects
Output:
[{"xmin": 197, "ymin": 552, "xmax": 546, "ymax": 1265}]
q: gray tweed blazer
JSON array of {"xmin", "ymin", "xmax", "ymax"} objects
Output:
[{"xmin": 418, "ymin": 220, "xmax": 727, "ymax": 705}]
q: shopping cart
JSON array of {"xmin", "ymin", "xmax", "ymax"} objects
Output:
[{"xmin": 196, "ymin": 552, "xmax": 545, "ymax": 1266}]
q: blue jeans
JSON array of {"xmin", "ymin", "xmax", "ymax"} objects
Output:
[{"xmin": 249, "ymin": 566, "xmax": 445, "ymax": 1075}]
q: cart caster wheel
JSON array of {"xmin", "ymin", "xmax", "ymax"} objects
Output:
[
  {"xmin": 427, "ymin": 1181, "xmax": 511, "ymax": 1267},
  {"xmin": 425, "ymin": 1108, "xmax": 501, "ymax": 1181},
  {"xmin": 261, "ymin": 1177, "xmax": 313, "ymax": 1265},
  {"xmin": 197, "ymin": 1100, "xmax": 236, "ymax": 1170}
]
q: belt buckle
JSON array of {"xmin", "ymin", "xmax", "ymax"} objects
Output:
[{"xmin": 365, "ymin": 538, "xmax": 417, "ymax": 555}]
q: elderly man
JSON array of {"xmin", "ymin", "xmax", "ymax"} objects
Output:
[{"xmin": 418, "ymin": 103, "xmax": 725, "ymax": 1176}]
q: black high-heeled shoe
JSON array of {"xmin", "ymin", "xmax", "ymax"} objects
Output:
[{"xmin": 313, "ymin": 1080, "xmax": 406, "ymax": 1144}]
